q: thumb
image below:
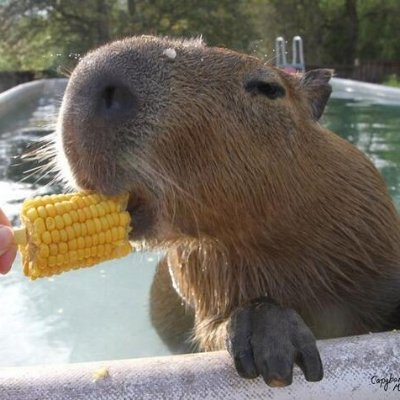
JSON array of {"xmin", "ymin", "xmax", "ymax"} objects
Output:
[
  {"xmin": 0, "ymin": 225, "xmax": 17, "ymax": 274},
  {"xmin": 0, "ymin": 225, "xmax": 14, "ymax": 254}
]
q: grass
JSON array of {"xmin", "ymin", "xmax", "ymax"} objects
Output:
[{"xmin": 383, "ymin": 74, "xmax": 400, "ymax": 88}]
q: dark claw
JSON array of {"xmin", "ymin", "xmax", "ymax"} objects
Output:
[
  {"xmin": 226, "ymin": 298, "xmax": 323, "ymax": 386},
  {"xmin": 296, "ymin": 345, "xmax": 324, "ymax": 382},
  {"xmin": 228, "ymin": 308, "xmax": 259, "ymax": 379},
  {"xmin": 233, "ymin": 352, "xmax": 259, "ymax": 379},
  {"xmin": 259, "ymin": 356, "xmax": 294, "ymax": 387}
]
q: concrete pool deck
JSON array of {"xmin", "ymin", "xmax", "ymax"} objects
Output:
[
  {"xmin": 0, "ymin": 78, "xmax": 67, "ymax": 120},
  {"xmin": 1, "ymin": 331, "xmax": 400, "ymax": 399},
  {"xmin": 330, "ymin": 78, "xmax": 400, "ymax": 105}
]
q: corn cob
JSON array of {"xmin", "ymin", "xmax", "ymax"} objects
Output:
[{"xmin": 14, "ymin": 192, "xmax": 132, "ymax": 280}]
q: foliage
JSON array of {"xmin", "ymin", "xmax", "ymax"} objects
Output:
[
  {"xmin": 357, "ymin": 0, "xmax": 400, "ymax": 61},
  {"xmin": 0, "ymin": 0, "xmax": 399, "ymax": 72},
  {"xmin": 383, "ymin": 74, "xmax": 400, "ymax": 88},
  {"xmin": 0, "ymin": 0, "xmax": 257, "ymax": 71}
]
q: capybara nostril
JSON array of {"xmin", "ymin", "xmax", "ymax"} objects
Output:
[{"xmin": 96, "ymin": 83, "xmax": 136, "ymax": 119}]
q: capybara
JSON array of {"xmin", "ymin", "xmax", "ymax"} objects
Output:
[{"xmin": 55, "ymin": 36, "xmax": 400, "ymax": 386}]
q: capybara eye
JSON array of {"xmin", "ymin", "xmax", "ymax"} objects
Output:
[{"xmin": 245, "ymin": 80, "xmax": 285, "ymax": 100}]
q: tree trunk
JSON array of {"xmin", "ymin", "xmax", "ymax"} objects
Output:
[
  {"xmin": 127, "ymin": 0, "xmax": 135, "ymax": 17},
  {"xmin": 343, "ymin": 0, "xmax": 358, "ymax": 66},
  {"xmin": 96, "ymin": 0, "xmax": 111, "ymax": 45}
]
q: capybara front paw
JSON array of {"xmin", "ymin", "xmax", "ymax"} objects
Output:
[{"xmin": 226, "ymin": 297, "xmax": 323, "ymax": 387}]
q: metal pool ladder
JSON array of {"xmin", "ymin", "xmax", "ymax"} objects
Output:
[{"xmin": 275, "ymin": 36, "xmax": 305, "ymax": 73}]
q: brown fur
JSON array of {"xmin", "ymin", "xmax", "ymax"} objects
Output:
[{"xmin": 57, "ymin": 36, "xmax": 400, "ymax": 352}]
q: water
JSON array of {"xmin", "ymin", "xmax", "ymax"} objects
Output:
[
  {"xmin": 323, "ymin": 99, "xmax": 400, "ymax": 208},
  {"xmin": 0, "ymin": 88, "xmax": 399, "ymax": 368},
  {"xmin": 0, "ymin": 92, "xmax": 170, "ymax": 368}
]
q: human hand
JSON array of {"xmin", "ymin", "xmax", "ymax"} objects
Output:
[{"xmin": 0, "ymin": 208, "xmax": 17, "ymax": 274}]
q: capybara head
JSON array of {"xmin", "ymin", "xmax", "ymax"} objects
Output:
[
  {"xmin": 56, "ymin": 35, "xmax": 400, "ymax": 340},
  {"xmin": 57, "ymin": 36, "xmax": 334, "ymax": 245}
]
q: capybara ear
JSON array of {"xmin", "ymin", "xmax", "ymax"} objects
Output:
[{"xmin": 300, "ymin": 69, "xmax": 333, "ymax": 121}]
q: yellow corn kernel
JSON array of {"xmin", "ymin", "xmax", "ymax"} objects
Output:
[
  {"xmin": 111, "ymin": 227, "xmax": 118, "ymax": 241},
  {"xmin": 45, "ymin": 204, "xmax": 56, "ymax": 217},
  {"xmin": 39, "ymin": 244, "xmax": 49, "ymax": 258},
  {"xmin": 70, "ymin": 210, "xmax": 79, "ymax": 223},
  {"xmin": 78, "ymin": 248, "xmax": 85, "ymax": 260},
  {"xmin": 84, "ymin": 248, "xmax": 91, "ymax": 258},
  {"xmin": 81, "ymin": 223, "xmax": 87, "ymax": 237},
  {"xmin": 68, "ymin": 239, "xmax": 77, "ymax": 251},
  {"xmin": 86, "ymin": 220, "xmax": 95, "ymax": 235},
  {"xmin": 108, "ymin": 201, "xmax": 116, "ymax": 213},
  {"xmin": 55, "ymin": 215, "xmax": 64, "ymax": 230},
  {"xmin": 42, "ymin": 232, "xmax": 52, "ymax": 245},
  {"xmin": 57, "ymin": 254, "xmax": 64, "ymax": 265},
  {"xmin": 15, "ymin": 192, "xmax": 132, "ymax": 279},
  {"xmin": 60, "ymin": 229, "xmax": 68, "ymax": 242},
  {"xmin": 73, "ymin": 222, "xmax": 81, "ymax": 236},
  {"xmin": 112, "ymin": 213, "xmax": 119, "ymax": 226},
  {"xmin": 26, "ymin": 208, "xmax": 38, "ymax": 221},
  {"xmin": 48, "ymin": 256, "xmax": 57, "ymax": 267},
  {"xmin": 89, "ymin": 204, "xmax": 98, "ymax": 218},
  {"xmin": 66, "ymin": 226, "xmax": 75, "ymax": 241},
  {"xmin": 63, "ymin": 213, "xmax": 73, "ymax": 226},
  {"xmin": 85, "ymin": 236, "xmax": 93, "ymax": 248},
  {"xmin": 59, "ymin": 242, "xmax": 68, "ymax": 255},
  {"xmin": 101, "ymin": 217, "xmax": 109, "ymax": 231},
  {"xmin": 55, "ymin": 203, "xmax": 65, "ymax": 215},
  {"xmin": 33, "ymin": 218, "xmax": 46, "ymax": 235},
  {"xmin": 106, "ymin": 214, "xmax": 114, "ymax": 228},
  {"xmin": 70, "ymin": 250, "xmax": 78, "ymax": 263},
  {"xmin": 37, "ymin": 206, "xmax": 47, "ymax": 218},
  {"xmin": 104, "ymin": 243, "xmax": 112, "ymax": 255},
  {"xmin": 105, "ymin": 230, "xmax": 112, "ymax": 243},
  {"xmin": 78, "ymin": 209, "xmax": 86, "ymax": 222},
  {"xmin": 117, "ymin": 226, "xmax": 125, "ymax": 240},
  {"xmin": 77, "ymin": 237, "xmax": 85, "ymax": 249},
  {"xmin": 49, "ymin": 243, "xmax": 58, "ymax": 256},
  {"xmin": 94, "ymin": 218, "xmax": 102, "ymax": 233},
  {"xmin": 51, "ymin": 230, "xmax": 60, "ymax": 243},
  {"xmin": 98, "ymin": 203, "xmax": 107, "ymax": 217},
  {"xmin": 45, "ymin": 217, "xmax": 56, "ymax": 231}
]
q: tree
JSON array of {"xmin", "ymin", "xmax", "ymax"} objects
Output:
[
  {"xmin": 0, "ymin": 0, "xmax": 399, "ymax": 73},
  {"xmin": 0, "ymin": 0, "xmax": 257, "ymax": 71},
  {"xmin": 357, "ymin": 0, "xmax": 400, "ymax": 60},
  {"xmin": 0, "ymin": 0, "xmax": 117, "ymax": 70}
]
